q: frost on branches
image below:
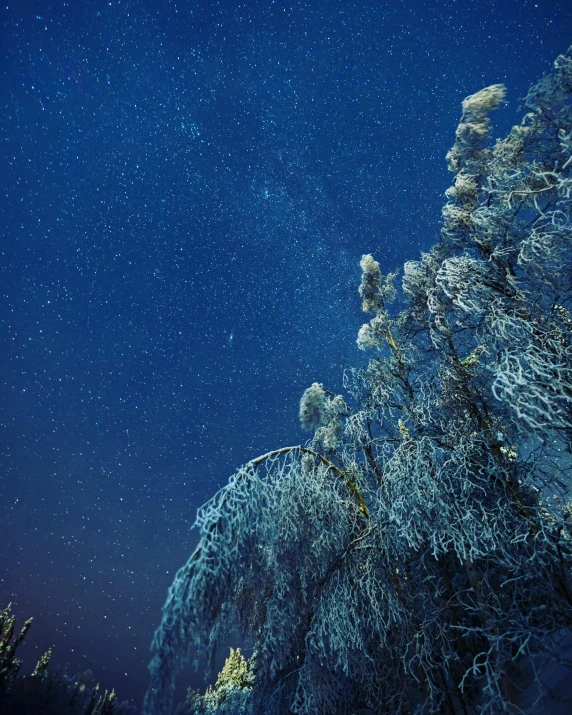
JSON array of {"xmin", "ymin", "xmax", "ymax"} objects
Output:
[{"xmin": 144, "ymin": 48, "xmax": 572, "ymax": 715}]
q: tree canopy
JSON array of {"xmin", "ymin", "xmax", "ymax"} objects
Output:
[{"xmin": 144, "ymin": 48, "xmax": 572, "ymax": 715}]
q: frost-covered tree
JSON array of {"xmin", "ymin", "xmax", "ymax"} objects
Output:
[{"xmin": 144, "ymin": 48, "xmax": 572, "ymax": 715}]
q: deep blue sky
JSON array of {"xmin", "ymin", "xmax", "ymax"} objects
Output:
[{"xmin": 1, "ymin": 0, "xmax": 570, "ymax": 709}]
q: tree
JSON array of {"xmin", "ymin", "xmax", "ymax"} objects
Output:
[
  {"xmin": 0, "ymin": 604, "xmax": 134, "ymax": 715},
  {"xmin": 144, "ymin": 48, "xmax": 572, "ymax": 715}
]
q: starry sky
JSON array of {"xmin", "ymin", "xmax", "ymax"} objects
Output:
[{"xmin": 1, "ymin": 0, "xmax": 570, "ymax": 709}]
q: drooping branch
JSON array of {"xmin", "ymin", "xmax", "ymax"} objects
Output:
[{"xmin": 250, "ymin": 445, "xmax": 369, "ymax": 518}]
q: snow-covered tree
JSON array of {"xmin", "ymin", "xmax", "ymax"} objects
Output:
[{"xmin": 144, "ymin": 48, "xmax": 572, "ymax": 715}]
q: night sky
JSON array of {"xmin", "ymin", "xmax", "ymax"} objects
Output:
[{"xmin": 1, "ymin": 0, "xmax": 570, "ymax": 709}]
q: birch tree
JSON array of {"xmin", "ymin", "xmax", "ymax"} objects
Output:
[{"xmin": 144, "ymin": 47, "xmax": 572, "ymax": 715}]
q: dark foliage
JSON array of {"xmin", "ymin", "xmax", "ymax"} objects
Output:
[{"xmin": 0, "ymin": 603, "xmax": 135, "ymax": 715}]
